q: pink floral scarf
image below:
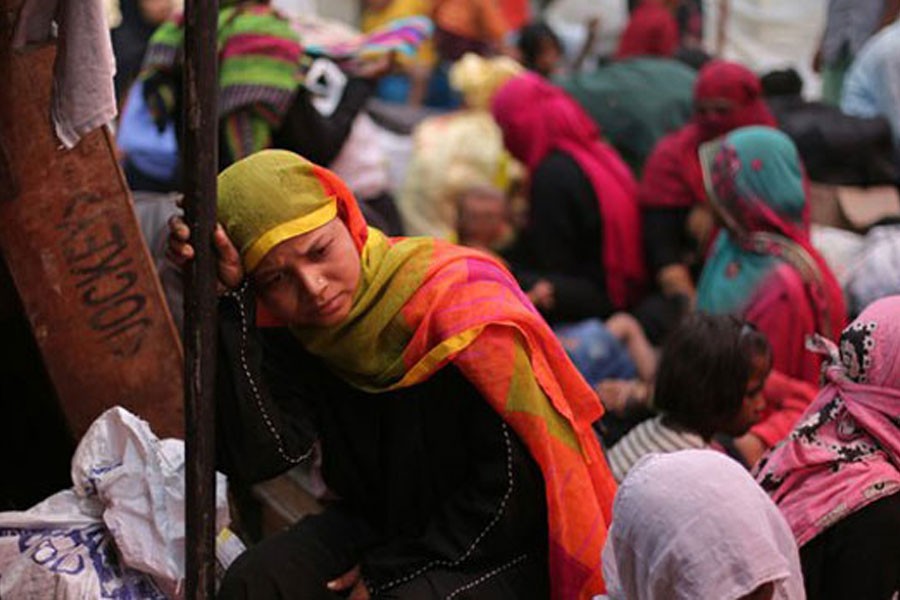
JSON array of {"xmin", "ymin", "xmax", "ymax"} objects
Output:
[{"xmin": 754, "ymin": 295, "xmax": 900, "ymax": 546}]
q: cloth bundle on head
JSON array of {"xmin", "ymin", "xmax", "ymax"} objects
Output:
[
  {"xmin": 490, "ymin": 73, "xmax": 646, "ymax": 308},
  {"xmin": 217, "ymin": 150, "xmax": 618, "ymax": 599},
  {"xmin": 638, "ymin": 60, "xmax": 776, "ymax": 209},
  {"xmin": 449, "ymin": 52, "xmax": 523, "ymax": 110},
  {"xmin": 140, "ymin": 5, "xmax": 302, "ymax": 136},
  {"xmin": 756, "ymin": 295, "xmax": 900, "ymax": 546},
  {"xmin": 398, "ymin": 54, "xmax": 523, "ymax": 239},
  {"xmin": 603, "ymin": 450, "xmax": 805, "ymax": 600},
  {"xmin": 302, "ymin": 16, "xmax": 434, "ymax": 63},
  {"xmin": 696, "ymin": 126, "xmax": 846, "ymax": 383}
]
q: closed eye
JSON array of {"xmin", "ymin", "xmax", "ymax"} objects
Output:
[
  {"xmin": 259, "ymin": 272, "xmax": 284, "ymax": 288},
  {"xmin": 309, "ymin": 243, "xmax": 329, "ymax": 260}
]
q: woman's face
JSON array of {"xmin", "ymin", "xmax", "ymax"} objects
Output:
[
  {"xmin": 251, "ymin": 218, "xmax": 361, "ymax": 327},
  {"xmin": 534, "ymin": 38, "xmax": 563, "ymax": 78},
  {"xmin": 695, "ymin": 97, "xmax": 738, "ymax": 138},
  {"xmin": 722, "ymin": 352, "xmax": 771, "ymax": 437}
]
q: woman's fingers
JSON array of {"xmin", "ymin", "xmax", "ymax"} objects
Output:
[
  {"xmin": 166, "ymin": 216, "xmax": 194, "ymax": 266},
  {"xmin": 213, "ymin": 224, "xmax": 244, "ymax": 289},
  {"xmin": 166, "ymin": 219, "xmax": 243, "ymax": 290},
  {"xmin": 327, "ymin": 565, "xmax": 361, "ymax": 592}
]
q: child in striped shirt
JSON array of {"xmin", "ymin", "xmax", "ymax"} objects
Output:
[{"xmin": 606, "ymin": 313, "xmax": 772, "ymax": 481}]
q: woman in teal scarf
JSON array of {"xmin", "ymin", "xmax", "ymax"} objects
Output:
[{"xmin": 697, "ymin": 126, "xmax": 846, "ymax": 386}]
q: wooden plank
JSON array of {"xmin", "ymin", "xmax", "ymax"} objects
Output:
[{"xmin": 0, "ymin": 28, "xmax": 184, "ymax": 438}]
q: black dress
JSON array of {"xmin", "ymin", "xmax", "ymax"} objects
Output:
[
  {"xmin": 503, "ymin": 150, "xmax": 613, "ymax": 324},
  {"xmin": 215, "ymin": 286, "xmax": 550, "ymax": 599},
  {"xmin": 799, "ymin": 492, "xmax": 900, "ymax": 600}
]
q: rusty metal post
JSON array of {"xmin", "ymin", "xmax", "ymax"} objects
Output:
[{"xmin": 182, "ymin": 0, "xmax": 219, "ymax": 597}]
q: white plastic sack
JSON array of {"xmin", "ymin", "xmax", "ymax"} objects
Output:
[{"xmin": 0, "ymin": 407, "xmax": 231, "ymax": 599}]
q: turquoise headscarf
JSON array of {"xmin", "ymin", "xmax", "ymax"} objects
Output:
[{"xmin": 696, "ymin": 126, "xmax": 809, "ymax": 315}]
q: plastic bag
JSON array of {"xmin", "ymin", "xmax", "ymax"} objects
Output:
[{"xmin": 0, "ymin": 407, "xmax": 233, "ymax": 598}]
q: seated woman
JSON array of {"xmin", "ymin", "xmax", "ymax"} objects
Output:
[
  {"xmin": 603, "ymin": 450, "xmax": 806, "ymax": 599},
  {"xmin": 605, "ymin": 313, "xmax": 772, "ymax": 481},
  {"xmin": 168, "ymin": 150, "xmax": 617, "ymax": 599},
  {"xmin": 638, "ymin": 60, "xmax": 776, "ymax": 310},
  {"xmin": 696, "ymin": 126, "xmax": 847, "ymax": 386},
  {"xmin": 490, "ymin": 72, "xmax": 646, "ymax": 325},
  {"xmin": 756, "ymin": 295, "xmax": 900, "ymax": 599}
]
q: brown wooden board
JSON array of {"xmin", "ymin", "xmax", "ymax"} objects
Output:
[{"xmin": 0, "ymin": 29, "xmax": 184, "ymax": 438}]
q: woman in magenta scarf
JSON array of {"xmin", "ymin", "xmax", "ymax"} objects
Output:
[
  {"xmin": 490, "ymin": 72, "xmax": 646, "ymax": 323},
  {"xmin": 755, "ymin": 295, "xmax": 900, "ymax": 599}
]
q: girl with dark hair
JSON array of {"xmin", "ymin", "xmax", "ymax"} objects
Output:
[
  {"xmin": 516, "ymin": 22, "xmax": 564, "ymax": 77},
  {"xmin": 605, "ymin": 313, "xmax": 772, "ymax": 481}
]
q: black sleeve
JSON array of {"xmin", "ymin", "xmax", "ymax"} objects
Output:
[
  {"xmin": 272, "ymin": 75, "xmax": 375, "ymax": 167},
  {"xmin": 361, "ymin": 407, "xmax": 546, "ymax": 593},
  {"xmin": 508, "ymin": 152, "xmax": 614, "ymax": 322},
  {"xmin": 215, "ymin": 284, "xmax": 319, "ymax": 485},
  {"xmin": 642, "ymin": 206, "xmax": 691, "ymax": 274}
]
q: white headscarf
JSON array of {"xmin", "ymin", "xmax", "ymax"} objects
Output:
[{"xmin": 602, "ymin": 450, "xmax": 806, "ymax": 600}]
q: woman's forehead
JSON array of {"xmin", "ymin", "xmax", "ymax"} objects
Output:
[{"xmin": 255, "ymin": 219, "xmax": 342, "ymax": 269}]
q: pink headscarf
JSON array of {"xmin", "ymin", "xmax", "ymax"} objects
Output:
[
  {"xmin": 755, "ymin": 295, "xmax": 900, "ymax": 546},
  {"xmin": 490, "ymin": 73, "xmax": 647, "ymax": 308}
]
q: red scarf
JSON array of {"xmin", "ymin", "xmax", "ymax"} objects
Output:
[
  {"xmin": 615, "ymin": 1, "xmax": 679, "ymax": 60},
  {"xmin": 639, "ymin": 60, "xmax": 776, "ymax": 209}
]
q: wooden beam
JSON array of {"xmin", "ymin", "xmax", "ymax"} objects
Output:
[
  {"xmin": 0, "ymin": 0, "xmax": 184, "ymax": 440},
  {"xmin": 181, "ymin": 0, "xmax": 219, "ymax": 597}
]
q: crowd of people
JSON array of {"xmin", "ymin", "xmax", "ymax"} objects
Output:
[{"xmin": 109, "ymin": 0, "xmax": 900, "ymax": 597}]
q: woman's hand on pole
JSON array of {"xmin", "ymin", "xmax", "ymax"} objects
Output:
[{"xmin": 166, "ymin": 215, "xmax": 244, "ymax": 294}]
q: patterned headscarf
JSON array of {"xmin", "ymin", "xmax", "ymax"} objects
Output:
[
  {"xmin": 755, "ymin": 295, "xmax": 900, "ymax": 546},
  {"xmin": 696, "ymin": 127, "xmax": 846, "ymax": 383}
]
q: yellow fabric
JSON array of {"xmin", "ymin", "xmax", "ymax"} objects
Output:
[
  {"xmin": 295, "ymin": 229, "xmax": 435, "ymax": 389},
  {"xmin": 398, "ymin": 110, "xmax": 522, "ymax": 239},
  {"xmin": 449, "ymin": 52, "xmax": 523, "ymax": 110},
  {"xmin": 243, "ymin": 201, "xmax": 337, "ymax": 272},
  {"xmin": 218, "ymin": 150, "xmax": 335, "ymax": 272}
]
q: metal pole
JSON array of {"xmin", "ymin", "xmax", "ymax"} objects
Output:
[{"xmin": 182, "ymin": 0, "xmax": 219, "ymax": 597}]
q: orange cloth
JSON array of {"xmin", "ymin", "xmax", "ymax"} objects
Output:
[{"xmin": 433, "ymin": 0, "xmax": 509, "ymax": 43}]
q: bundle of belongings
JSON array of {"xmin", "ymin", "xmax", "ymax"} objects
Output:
[{"xmin": 0, "ymin": 408, "xmax": 239, "ymax": 598}]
